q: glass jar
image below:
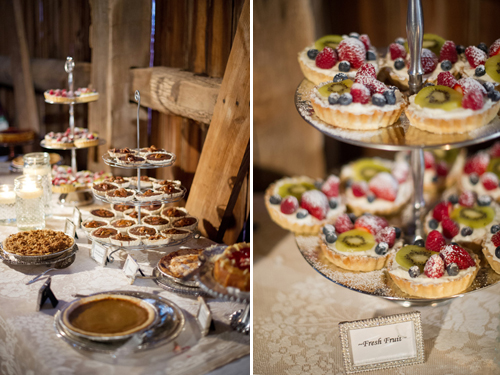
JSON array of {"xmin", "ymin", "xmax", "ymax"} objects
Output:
[
  {"xmin": 14, "ymin": 175, "xmax": 45, "ymax": 231},
  {"xmin": 0, "ymin": 184, "xmax": 16, "ymax": 224},
  {"xmin": 24, "ymin": 152, "xmax": 52, "ymax": 217}
]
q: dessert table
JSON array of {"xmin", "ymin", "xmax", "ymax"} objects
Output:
[
  {"xmin": 254, "ymin": 193, "xmax": 500, "ymax": 375},
  {"xmin": 0, "ymin": 170, "xmax": 249, "ymax": 375}
]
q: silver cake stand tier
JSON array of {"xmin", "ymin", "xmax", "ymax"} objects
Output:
[
  {"xmin": 91, "ymin": 232, "xmax": 196, "ymax": 253},
  {"xmin": 41, "ymin": 139, "xmax": 106, "ymax": 150},
  {"xmin": 93, "ymin": 185, "xmax": 186, "ymax": 206},
  {"xmin": 102, "ymin": 152, "xmax": 176, "ymax": 169}
]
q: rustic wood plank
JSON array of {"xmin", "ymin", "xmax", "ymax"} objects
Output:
[
  {"xmin": 190, "ymin": 0, "xmax": 208, "ymax": 74},
  {"xmin": 207, "ymin": 0, "xmax": 231, "ymax": 78},
  {"xmin": 185, "ymin": 0, "xmax": 250, "ymax": 244}
]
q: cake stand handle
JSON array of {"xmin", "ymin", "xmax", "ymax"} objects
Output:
[
  {"xmin": 406, "ymin": 0, "xmax": 424, "ymax": 95},
  {"xmin": 410, "ymin": 149, "xmax": 425, "ymax": 240}
]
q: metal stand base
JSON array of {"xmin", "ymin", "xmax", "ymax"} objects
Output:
[
  {"xmin": 229, "ymin": 305, "xmax": 250, "ymax": 334},
  {"xmin": 58, "ymin": 191, "xmax": 94, "ymax": 207}
]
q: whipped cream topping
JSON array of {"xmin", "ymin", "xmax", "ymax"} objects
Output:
[
  {"xmin": 460, "ymin": 175, "xmax": 500, "ymax": 201},
  {"xmin": 407, "ymin": 95, "xmax": 498, "ymax": 120},
  {"xmin": 461, "ymin": 61, "xmax": 499, "ymax": 84}
]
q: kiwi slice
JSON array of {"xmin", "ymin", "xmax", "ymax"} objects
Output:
[
  {"xmin": 318, "ymin": 79, "xmax": 353, "ymax": 98},
  {"xmin": 415, "ymin": 85, "xmax": 463, "ymax": 111},
  {"xmin": 485, "ymin": 55, "xmax": 500, "ymax": 83},
  {"xmin": 278, "ymin": 182, "xmax": 316, "ymax": 200},
  {"xmin": 315, "ymin": 35, "xmax": 344, "ymax": 51},
  {"xmin": 487, "ymin": 157, "xmax": 500, "ymax": 179},
  {"xmin": 335, "ymin": 229, "xmax": 375, "ymax": 252},
  {"xmin": 352, "ymin": 158, "xmax": 391, "ymax": 182},
  {"xmin": 404, "ymin": 33, "xmax": 446, "ymax": 56},
  {"xmin": 395, "ymin": 245, "xmax": 439, "ymax": 273},
  {"xmin": 450, "ymin": 206, "xmax": 494, "ymax": 229}
]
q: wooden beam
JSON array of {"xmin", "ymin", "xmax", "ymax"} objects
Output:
[
  {"xmin": 185, "ymin": 0, "xmax": 250, "ymax": 244},
  {"xmin": 129, "ymin": 67, "xmax": 221, "ymax": 124}
]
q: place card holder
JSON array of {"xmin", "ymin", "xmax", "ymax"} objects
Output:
[
  {"xmin": 72, "ymin": 207, "xmax": 81, "ymax": 228},
  {"xmin": 65, "ymin": 219, "xmax": 76, "ymax": 239},
  {"xmin": 123, "ymin": 254, "xmax": 141, "ymax": 284},
  {"xmin": 339, "ymin": 311, "xmax": 425, "ymax": 374},
  {"xmin": 36, "ymin": 277, "xmax": 58, "ymax": 311},
  {"xmin": 90, "ymin": 241, "xmax": 108, "ymax": 267},
  {"xmin": 196, "ymin": 296, "xmax": 215, "ymax": 336}
]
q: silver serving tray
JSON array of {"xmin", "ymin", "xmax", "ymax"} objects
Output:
[
  {"xmin": 89, "ymin": 231, "xmax": 194, "ymax": 250},
  {"xmin": 93, "ymin": 185, "xmax": 186, "ymax": 205},
  {"xmin": 0, "ymin": 245, "xmax": 78, "ymax": 267},
  {"xmin": 102, "ymin": 151, "xmax": 176, "ymax": 169},
  {"xmin": 1, "ymin": 239, "xmax": 76, "ymax": 263}
]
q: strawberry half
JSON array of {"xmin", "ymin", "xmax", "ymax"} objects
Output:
[
  {"xmin": 424, "ymin": 254, "xmax": 445, "ymax": 278},
  {"xmin": 437, "ymin": 71, "xmax": 458, "ymax": 88},
  {"xmin": 335, "ymin": 213, "xmax": 354, "ymax": 234},
  {"xmin": 300, "ymin": 190, "xmax": 329, "ymax": 220},
  {"xmin": 350, "ymin": 83, "xmax": 371, "ymax": 104},
  {"xmin": 439, "ymin": 40, "xmax": 458, "ymax": 63},
  {"xmin": 459, "ymin": 191, "xmax": 476, "ymax": 207},
  {"xmin": 321, "ymin": 175, "xmax": 340, "ymax": 198},
  {"xmin": 337, "ymin": 38, "xmax": 366, "ymax": 69},
  {"xmin": 368, "ymin": 172, "xmax": 398, "ymax": 202},
  {"xmin": 432, "ymin": 201, "xmax": 452, "ymax": 222},
  {"xmin": 441, "ymin": 218, "xmax": 459, "ymax": 239},
  {"xmin": 440, "ymin": 244, "xmax": 476, "ymax": 269},
  {"xmin": 354, "ymin": 215, "xmax": 388, "ymax": 235},
  {"xmin": 465, "ymin": 46, "xmax": 487, "ymax": 68},
  {"xmin": 389, "ymin": 43, "xmax": 406, "ymax": 60},
  {"xmin": 463, "ymin": 153, "xmax": 490, "ymax": 176},
  {"xmin": 490, "ymin": 38, "xmax": 500, "ymax": 57},
  {"xmin": 375, "ymin": 226, "xmax": 396, "ymax": 248}
]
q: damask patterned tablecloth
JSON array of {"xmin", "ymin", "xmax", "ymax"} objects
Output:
[
  {"xmin": 253, "ymin": 194, "xmax": 500, "ymax": 375},
  {"xmin": 0, "ymin": 200, "xmax": 249, "ymax": 375}
]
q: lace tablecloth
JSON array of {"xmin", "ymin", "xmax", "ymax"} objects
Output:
[
  {"xmin": 253, "ymin": 195, "xmax": 500, "ymax": 375},
  {"xmin": 0, "ymin": 198, "xmax": 249, "ymax": 375}
]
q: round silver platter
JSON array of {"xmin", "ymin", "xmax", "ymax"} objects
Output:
[
  {"xmin": 40, "ymin": 138, "xmax": 106, "ymax": 150},
  {"xmin": 195, "ymin": 245, "xmax": 250, "ymax": 304},
  {"xmin": 296, "ymin": 235, "xmax": 500, "ymax": 306},
  {"xmin": 102, "ymin": 152, "xmax": 176, "ymax": 169},
  {"xmin": 153, "ymin": 268, "xmax": 211, "ymax": 298},
  {"xmin": 44, "ymin": 97, "xmax": 99, "ymax": 105},
  {"xmin": 0, "ymin": 241, "xmax": 78, "ymax": 264},
  {"xmin": 54, "ymin": 290, "xmax": 185, "ymax": 354},
  {"xmin": 295, "ymin": 79, "xmax": 500, "ymax": 151},
  {"xmin": 93, "ymin": 185, "xmax": 186, "ymax": 206},
  {"xmin": 90, "ymin": 232, "xmax": 195, "ymax": 251}
]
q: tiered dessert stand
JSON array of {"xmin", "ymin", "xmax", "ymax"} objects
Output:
[
  {"xmin": 294, "ymin": 0, "xmax": 500, "ymax": 306},
  {"xmin": 42, "ymin": 57, "xmax": 106, "ymax": 206}
]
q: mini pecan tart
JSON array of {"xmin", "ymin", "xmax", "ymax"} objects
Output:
[
  {"xmin": 112, "ymin": 203, "xmax": 135, "ymax": 217},
  {"xmin": 105, "ymin": 188, "xmax": 136, "ymax": 202},
  {"xmin": 123, "ymin": 209, "xmax": 149, "ymax": 220},
  {"xmin": 117, "ymin": 154, "xmax": 146, "ymax": 166},
  {"xmin": 142, "ymin": 233, "xmax": 170, "ymax": 246},
  {"xmin": 90, "ymin": 227, "xmax": 119, "ymax": 243},
  {"xmin": 128, "ymin": 176, "xmax": 156, "ymax": 189},
  {"xmin": 136, "ymin": 189, "xmax": 164, "ymax": 202},
  {"xmin": 92, "ymin": 182, "xmax": 118, "ymax": 197},
  {"xmin": 142, "ymin": 216, "xmax": 170, "ymax": 231},
  {"xmin": 90, "ymin": 208, "xmax": 116, "ymax": 222},
  {"xmin": 138, "ymin": 145, "xmax": 166, "ymax": 157},
  {"xmin": 113, "ymin": 147, "xmax": 137, "ymax": 159},
  {"xmin": 128, "ymin": 225, "xmax": 157, "ymax": 238},
  {"xmin": 144, "ymin": 152, "xmax": 173, "ymax": 165},
  {"xmin": 152, "ymin": 179, "xmax": 181, "ymax": 190},
  {"xmin": 156, "ymin": 184, "xmax": 183, "ymax": 198},
  {"xmin": 160, "ymin": 207, "xmax": 189, "ymax": 222},
  {"xmin": 141, "ymin": 203, "xmax": 163, "ymax": 215},
  {"xmin": 81, "ymin": 220, "xmax": 108, "ymax": 233},
  {"xmin": 104, "ymin": 176, "xmax": 130, "ymax": 188},
  {"xmin": 172, "ymin": 216, "xmax": 198, "ymax": 232},
  {"xmin": 110, "ymin": 232, "xmax": 141, "ymax": 247},
  {"xmin": 161, "ymin": 228, "xmax": 191, "ymax": 240},
  {"xmin": 110, "ymin": 218, "xmax": 138, "ymax": 233}
]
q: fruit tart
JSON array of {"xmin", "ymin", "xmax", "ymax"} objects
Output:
[
  {"xmin": 340, "ymin": 158, "xmax": 413, "ymax": 216},
  {"xmin": 460, "ymin": 40, "xmax": 500, "ymax": 88},
  {"xmin": 298, "ymin": 33, "xmax": 379, "ymax": 85},
  {"xmin": 310, "ymin": 64, "xmax": 406, "ymax": 130},
  {"xmin": 387, "ymin": 242, "xmax": 479, "ymax": 298},
  {"xmin": 320, "ymin": 214, "xmax": 403, "ymax": 272},
  {"xmin": 405, "ymin": 75, "xmax": 500, "ymax": 134},
  {"xmin": 44, "ymin": 87, "xmax": 99, "ymax": 103},
  {"xmin": 214, "ymin": 242, "xmax": 250, "ymax": 292},
  {"xmin": 74, "ymin": 131, "xmax": 99, "ymax": 148},
  {"xmin": 265, "ymin": 175, "xmax": 346, "ymax": 235},
  {"xmin": 481, "ymin": 226, "xmax": 500, "ymax": 274}
]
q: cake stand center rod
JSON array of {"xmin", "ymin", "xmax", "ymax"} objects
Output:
[
  {"xmin": 411, "ymin": 149, "xmax": 425, "ymax": 239},
  {"xmin": 65, "ymin": 57, "xmax": 77, "ymax": 177},
  {"xmin": 406, "ymin": 0, "xmax": 424, "ymax": 95},
  {"xmin": 135, "ymin": 90, "xmax": 142, "ymax": 224}
]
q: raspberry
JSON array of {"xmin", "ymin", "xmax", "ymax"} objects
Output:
[
  {"xmin": 337, "ymin": 37, "xmax": 366, "ymax": 69},
  {"xmin": 315, "ymin": 46, "xmax": 337, "ymax": 69},
  {"xmin": 375, "ymin": 226, "xmax": 396, "ymax": 248},
  {"xmin": 421, "ymin": 48, "xmax": 438, "ymax": 74},
  {"xmin": 490, "ymin": 142, "xmax": 500, "ymax": 157},
  {"xmin": 436, "ymin": 161, "xmax": 449, "ymax": 177},
  {"xmin": 425, "ymin": 230, "xmax": 446, "ymax": 252},
  {"xmin": 321, "ymin": 175, "xmax": 340, "ymax": 198},
  {"xmin": 439, "ymin": 41, "xmax": 458, "ymax": 63},
  {"xmin": 280, "ymin": 196, "xmax": 299, "ymax": 214},
  {"xmin": 492, "ymin": 231, "xmax": 500, "ymax": 247},
  {"xmin": 355, "ymin": 63, "xmax": 377, "ymax": 81},
  {"xmin": 481, "ymin": 172, "xmax": 499, "ymax": 191},
  {"xmin": 300, "ymin": 190, "xmax": 329, "ymax": 220},
  {"xmin": 432, "ymin": 201, "xmax": 452, "ymax": 222},
  {"xmin": 350, "ymin": 83, "xmax": 371, "ymax": 104},
  {"xmin": 368, "ymin": 172, "xmax": 398, "ymax": 201},
  {"xmin": 437, "ymin": 71, "xmax": 458, "ymax": 88},
  {"xmin": 354, "ymin": 215, "xmax": 388, "ymax": 235},
  {"xmin": 389, "ymin": 43, "xmax": 406, "ymax": 60},
  {"xmin": 440, "ymin": 244, "xmax": 476, "ymax": 269},
  {"xmin": 335, "ymin": 213, "xmax": 354, "ymax": 233},
  {"xmin": 490, "ymin": 38, "xmax": 500, "ymax": 57},
  {"xmin": 424, "ymin": 151, "xmax": 435, "ymax": 169},
  {"xmin": 462, "ymin": 90, "xmax": 484, "ymax": 110},
  {"xmin": 365, "ymin": 79, "xmax": 388, "ymax": 95},
  {"xmin": 351, "ymin": 181, "xmax": 368, "ymax": 197},
  {"xmin": 424, "ymin": 254, "xmax": 445, "ymax": 278},
  {"xmin": 391, "ymin": 161, "xmax": 409, "ymax": 183},
  {"xmin": 465, "ymin": 46, "xmax": 487, "ymax": 68},
  {"xmin": 459, "ymin": 191, "xmax": 476, "ymax": 207},
  {"xmin": 359, "ymin": 34, "xmax": 371, "ymax": 51},
  {"xmin": 441, "ymin": 218, "xmax": 459, "ymax": 239},
  {"xmin": 463, "ymin": 153, "xmax": 490, "ymax": 175},
  {"xmin": 49, "ymin": 89, "xmax": 54, "ymax": 95},
  {"xmin": 454, "ymin": 77, "xmax": 487, "ymax": 96}
]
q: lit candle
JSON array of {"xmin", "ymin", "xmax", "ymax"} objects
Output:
[
  {"xmin": 0, "ymin": 190, "xmax": 16, "ymax": 204},
  {"xmin": 23, "ymin": 165, "xmax": 51, "ymax": 176},
  {"xmin": 16, "ymin": 179, "xmax": 43, "ymax": 199}
]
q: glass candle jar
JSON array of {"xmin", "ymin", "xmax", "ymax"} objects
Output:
[
  {"xmin": 0, "ymin": 184, "xmax": 16, "ymax": 224},
  {"xmin": 14, "ymin": 175, "xmax": 45, "ymax": 231},
  {"xmin": 24, "ymin": 152, "xmax": 52, "ymax": 217}
]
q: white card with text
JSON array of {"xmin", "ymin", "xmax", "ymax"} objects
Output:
[
  {"xmin": 73, "ymin": 207, "xmax": 82, "ymax": 228},
  {"xmin": 123, "ymin": 255, "xmax": 140, "ymax": 278},
  {"xmin": 90, "ymin": 242, "xmax": 108, "ymax": 266},
  {"xmin": 196, "ymin": 296, "xmax": 212, "ymax": 336},
  {"xmin": 65, "ymin": 219, "xmax": 76, "ymax": 238}
]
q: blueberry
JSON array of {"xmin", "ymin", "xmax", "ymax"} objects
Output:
[
  {"xmin": 448, "ymin": 195, "xmax": 459, "ymax": 204},
  {"xmin": 366, "ymin": 50, "xmax": 376, "ymax": 61},
  {"xmin": 339, "ymin": 61, "xmax": 351, "ymax": 72},
  {"xmin": 450, "ymin": 242, "xmax": 459, "ymax": 246},
  {"xmin": 314, "ymin": 180, "xmax": 323, "ymax": 189},
  {"xmin": 475, "ymin": 65, "xmax": 486, "ymax": 77},
  {"xmin": 367, "ymin": 194, "xmax": 375, "ymax": 203},
  {"xmin": 372, "ymin": 93, "xmax": 387, "ymax": 107},
  {"xmin": 477, "ymin": 42, "xmax": 488, "ymax": 54},
  {"xmin": 488, "ymin": 90, "xmax": 500, "ymax": 102},
  {"xmin": 414, "ymin": 238, "xmax": 425, "ymax": 247},
  {"xmin": 349, "ymin": 32, "xmax": 360, "ymax": 39},
  {"xmin": 491, "ymin": 225, "xmax": 500, "ymax": 234},
  {"xmin": 469, "ymin": 173, "xmax": 479, "ymax": 185},
  {"xmin": 478, "ymin": 195, "xmax": 492, "ymax": 206},
  {"xmin": 383, "ymin": 89, "xmax": 396, "ymax": 105},
  {"xmin": 375, "ymin": 242, "xmax": 389, "ymax": 255},
  {"xmin": 325, "ymin": 232, "xmax": 338, "ymax": 244},
  {"xmin": 339, "ymin": 93, "xmax": 353, "ymax": 105},
  {"xmin": 461, "ymin": 226, "xmax": 473, "ymax": 236},
  {"xmin": 345, "ymin": 179, "xmax": 353, "ymax": 188},
  {"xmin": 348, "ymin": 213, "xmax": 357, "ymax": 223},
  {"xmin": 446, "ymin": 263, "xmax": 459, "ymax": 276},
  {"xmin": 496, "ymin": 247, "xmax": 500, "ymax": 259},
  {"xmin": 428, "ymin": 219, "xmax": 439, "ymax": 230},
  {"xmin": 394, "ymin": 227, "xmax": 402, "ymax": 239},
  {"xmin": 329, "ymin": 198, "xmax": 338, "ymax": 209},
  {"xmin": 408, "ymin": 266, "xmax": 420, "ymax": 278},
  {"xmin": 323, "ymin": 224, "xmax": 335, "ymax": 235},
  {"xmin": 307, "ymin": 49, "xmax": 319, "ymax": 60},
  {"xmin": 394, "ymin": 58, "xmax": 405, "ymax": 70},
  {"xmin": 483, "ymin": 81, "xmax": 495, "ymax": 93},
  {"xmin": 296, "ymin": 209, "xmax": 309, "ymax": 219},
  {"xmin": 432, "ymin": 175, "xmax": 439, "ymax": 183},
  {"xmin": 440, "ymin": 60, "xmax": 452, "ymax": 71},
  {"xmin": 333, "ymin": 73, "xmax": 349, "ymax": 82},
  {"xmin": 423, "ymin": 82, "xmax": 435, "ymax": 87},
  {"xmin": 269, "ymin": 194, "xmax": 281, "ymax": 205},
  {"xmin": 395, "ymin": 37, "xmax": 405, "ymax": 45},
  {"xmin": 329, "ymin": 93, "xmax": 340, "ymax": 105},
  {"xmin": 456, "ymin": 44, "xmax": 465, "ymax": 54}
]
